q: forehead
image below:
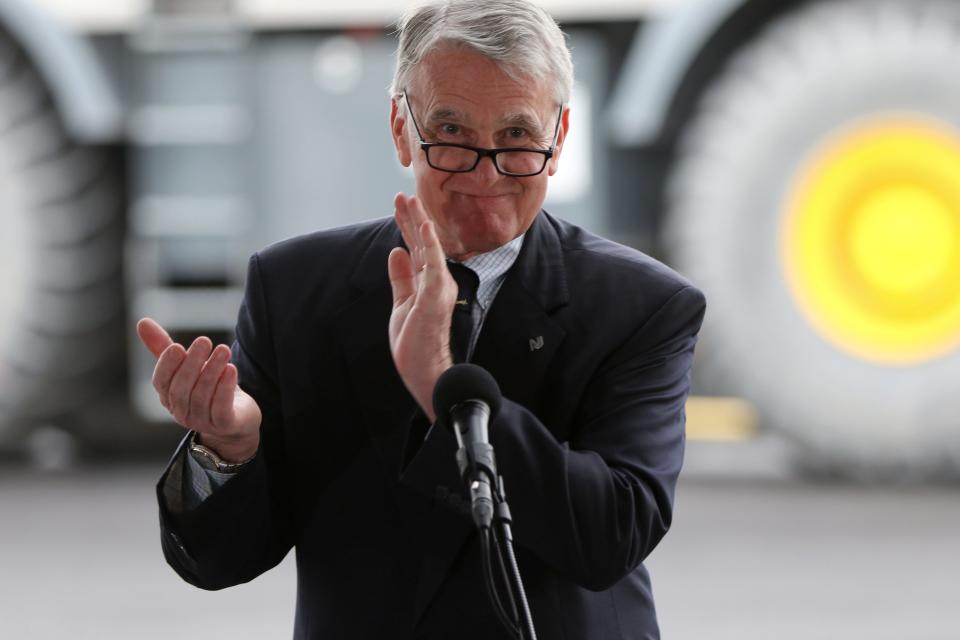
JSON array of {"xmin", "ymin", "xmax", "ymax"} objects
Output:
[{"xmin": 411, "ymin": 47, "xmax": 555, "ymax": 123}]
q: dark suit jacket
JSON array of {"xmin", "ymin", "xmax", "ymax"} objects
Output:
[{"xmin": 158, "ymin": 211, "xmax": 706, "ymax": 639}]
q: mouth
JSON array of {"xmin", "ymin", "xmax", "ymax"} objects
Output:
[{"xmin": 453, "ymin": 191, "xmax": 514, "ymax": 199}]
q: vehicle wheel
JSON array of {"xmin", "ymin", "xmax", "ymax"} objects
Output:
[
  {"xmin": 0, "ymin": 31, "xmax": 123, "ymax": 439},
  {"xmin": 664, "ymin": 0, "xmax": 960, "ymax": 477}
]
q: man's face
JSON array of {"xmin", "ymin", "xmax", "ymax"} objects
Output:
[{"xmin": 391, "ymin": 47, "xmax": 569, "ymax": 261}]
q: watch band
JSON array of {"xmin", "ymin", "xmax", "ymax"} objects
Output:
[{"xmin": 188, "ymin": 433, "xmax": 255, "ymax": 473}]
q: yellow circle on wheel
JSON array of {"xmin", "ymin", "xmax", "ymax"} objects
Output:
[{"xmin": 782, "ymin": 116, "xmax": 960, "ymax": 365}]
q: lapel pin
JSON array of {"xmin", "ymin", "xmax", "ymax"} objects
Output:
[{"xmin": 529, "ymin": 336, "xmax": 544, "ymax": 352}]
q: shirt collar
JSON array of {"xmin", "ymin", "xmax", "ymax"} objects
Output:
[{"xmin": 451, "ymin": 233, "xmax": 525, "ymax": 306}]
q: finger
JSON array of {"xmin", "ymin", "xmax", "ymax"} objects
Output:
[
  {"xmin": 401, "ymin": 194, "xmax": 430, "ymax": 271},
  {"xmin": 137, "ymin": 317, "xmax": 174, "ymax": 359},
  {"xmin": 407, "ymin": 195, "xmax": 429, "ymax": 258},
  {"xmin": 419, "ymin": 220, "xmax": 450, "ymax": 289},
  {"xmin": 394, "ymin": 193, "xmax": 417, "ymax": 255},
  {"xmin": 395, "ymin": 194, "xmax": 429, "ymax": 273},
  {"xmin": 168, "ymin": 336, "xmax": 213, "ymax": 424},
  {"xmin": 388, "ymin": 247, "xmax": 416, "ymax": 307},
  {"xmin": 188, "ymin": 344, "xmax": 232, "ymax": 429},
  {"xmin": 152, "ymin": 343, "xmax": 187, "ymax": 409},
  {"xmin": 210, "ymin": 363, "xmax": 238, "ymax": 430},
  {"xmin": 406, "ymin": 193, "xmax": 429, "ymax": 228}
]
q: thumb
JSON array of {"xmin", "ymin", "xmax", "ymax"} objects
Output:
[
  {"xmin": 388, "ymin": 247, "xmax": 416, "ymax": 307},
  {"xmin": 136, "ymin": 317, "xmax": 174, "ymax": 359}
]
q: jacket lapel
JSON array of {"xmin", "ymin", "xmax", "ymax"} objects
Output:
[
  {"xmin": 474, "ymin": 212, "xmax": 569, "ymax": 414},
  {"xmin": 334, "ymin": 223, "xmax": 416, "ymax": 479}
]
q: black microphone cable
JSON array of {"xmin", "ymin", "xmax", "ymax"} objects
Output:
[{"xmin": 480, "ymin": 524, "xmax": 521, "ymax": 638}]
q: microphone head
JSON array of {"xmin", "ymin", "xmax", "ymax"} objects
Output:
[{"xmin": 432, "ymin": 364, "xmax": 502, "ymax": 429}]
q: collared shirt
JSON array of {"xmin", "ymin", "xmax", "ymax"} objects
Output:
[
  {"xmin": 457, "ymin": 232, "xmax": 525, "ymax": 359},
  {"xmin": 166, "ymin": 232, "xmax": 526, "ymax": 510}
]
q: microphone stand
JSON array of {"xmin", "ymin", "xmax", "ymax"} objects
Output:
[
  {"xmin": 457, "ymin": 441, "xmax": 537, "ymax": 640},
  {"xmin": 491, "ymin": 476, "xmax": 537, "ymax": 640}
]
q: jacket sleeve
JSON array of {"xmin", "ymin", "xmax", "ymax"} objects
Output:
[
  {"xmin": 403, "ymin": 283, "xmax": 705, "ymax": 592},
  {"xmin": 156, "ymin": 253, "xmax": 294, "ymax": 590},
  {"xmin": 159, "ymin": 435, "xmax": 239, "ymax": 515},
  {"xmin": 495, "ymin": 285, "xmax": 705, "ymax": 590}
]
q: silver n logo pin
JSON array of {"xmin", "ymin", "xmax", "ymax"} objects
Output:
[{"xmin": 529, "ymin": 336, "xmax": 544, "ymax": 352}]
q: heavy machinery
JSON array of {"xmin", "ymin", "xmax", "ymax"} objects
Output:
[{"xmin": 1, "ymin": 0, "xmax": 958, "ymax": 476}]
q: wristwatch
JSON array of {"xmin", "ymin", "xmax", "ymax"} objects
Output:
[{"xmin": 188, "ymin": 433, "xmax": 255, "ymax": 473}]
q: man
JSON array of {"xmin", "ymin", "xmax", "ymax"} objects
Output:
[{"xmin": 137, "ymin": 0, "xmax": 705, "ymax": 638}]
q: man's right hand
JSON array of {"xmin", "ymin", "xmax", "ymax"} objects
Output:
[
  {"xmin": 137, "ymin": 318, "xmax": 262, "ymax": 463},
  {"xmin": 388, "ymin": 193, "xmax": 458, "ymax": 422}
]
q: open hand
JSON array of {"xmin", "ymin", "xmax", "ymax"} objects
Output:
[
  {"xmin": 136, "ymin": 318, "xmax": 261, "ymax": 462},
  {"xmin": 387, "ymin": 193, "xmax": 458, "ymax": 421}
]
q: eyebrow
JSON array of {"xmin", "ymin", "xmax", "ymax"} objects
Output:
[
  {"xmin": 427, "ymin": 106, "xmax": 465, "ymax": 122},
  {"xmin": 425, "ymin": 107, "xmax": 545, "ymax": 134},
  {"xmin": 501, "ymin": 112, "xmax": 544, "ymax": 133}
]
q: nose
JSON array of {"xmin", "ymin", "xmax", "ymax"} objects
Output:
[{"xmin": 469, "ymin": 154, "xmax": 501, "ymax": 184}]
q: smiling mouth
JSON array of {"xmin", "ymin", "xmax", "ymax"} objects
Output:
[{"xmin": 455, "ymin": 192, "xmax": 513, "ymax": 199}]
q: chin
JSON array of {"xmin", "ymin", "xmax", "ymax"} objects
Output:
[
  {"xmin": 434, "ymin": 199, "xmax": 531, "ymax": 254},
  {"xmin": 461, "ymin": 220, "xmax": 514, "ymax": 247}
]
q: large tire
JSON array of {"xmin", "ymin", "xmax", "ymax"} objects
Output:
[
  {"xmin": 0, "ymin": 30, "xmax": 123, "ymax": 440},
  {"xmin": 664, "ymin": 0, "xmax": 960, "ymax": 477}
]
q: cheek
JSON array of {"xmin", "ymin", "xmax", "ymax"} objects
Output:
[
  {"xmin": 416, "ymin": 171, "xmax": 449, "ymax": 202},
  {"xmin": 413, "ymin": 171, "xmax": 456, "ymax": 227},
  {"xmin": 510, "ymin": 182, "xmax": 547, "ymax": 230},
  {"xmin": 520, "ymin": 180, "xmax": 547, "ymax": 212}
]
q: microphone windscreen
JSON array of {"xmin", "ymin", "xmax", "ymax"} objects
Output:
[{"xmin": 432, "ymin": 364, "xmax": 502, "ymax": 427}]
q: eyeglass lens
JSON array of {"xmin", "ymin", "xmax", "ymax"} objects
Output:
[{"xmin": 426, "ymin": 146, "xmax": 547, "ymax": 176}]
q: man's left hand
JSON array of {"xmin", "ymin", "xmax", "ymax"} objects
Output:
[{"xmin": 387, "ymin": 193, "xmax": 457, "ymax": 422}]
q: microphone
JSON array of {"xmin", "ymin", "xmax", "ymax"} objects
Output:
[{"xmin": 433, "ymin": 364, "xmax": 503, "ymax": 528}]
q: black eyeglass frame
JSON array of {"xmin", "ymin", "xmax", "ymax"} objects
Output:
[{"xmin": 402, "ymin": 92, "xmax": 564, "ymax": 177}]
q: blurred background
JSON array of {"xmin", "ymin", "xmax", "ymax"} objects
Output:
[{"xmin": 1, "ymin": 0, "xmax": 958, "ymax": 637}]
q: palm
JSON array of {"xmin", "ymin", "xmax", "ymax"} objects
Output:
[
  {"xmin": 388, "ymin": 290, "xmax": 415, "ymax": 354},
  {"xmin": 226, "ymin": 387, "xmax": 263, "ymax": 436},
  {"xmin": 390, "ymin": 275, "xmax": 448, "ymax": 357}
]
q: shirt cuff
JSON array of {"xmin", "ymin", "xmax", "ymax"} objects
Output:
[{"xmin": 161, "ymin": 434, "xmax": 240, "ymax": 514}]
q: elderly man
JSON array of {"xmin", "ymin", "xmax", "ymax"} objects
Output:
[{"xmin": 137, "ymin": 0, "xmax": 705, "ymax": 638}]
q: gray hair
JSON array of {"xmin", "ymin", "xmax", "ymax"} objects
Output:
[{"xmin": 390, "ymin": 0, "xmax": 574, "ymax": 106}]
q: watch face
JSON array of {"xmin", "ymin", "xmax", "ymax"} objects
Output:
[{"xmin": 190, "ymin": 444, "xmax": 223, "ymax": 472}]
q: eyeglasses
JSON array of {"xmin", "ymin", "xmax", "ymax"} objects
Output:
[{"xmin": 402, "ymin": 92, "xmax": 563, "ymax": 177}]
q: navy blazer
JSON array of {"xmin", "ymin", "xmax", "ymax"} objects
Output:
[{"xmin": 158, "ymin": 211, "xmax": 706, "ymax": 639}]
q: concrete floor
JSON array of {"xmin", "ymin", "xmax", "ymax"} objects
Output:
[
  {"xmin": 646, "ymin": 477, "xmax": 960, "ymax": 640},
  {"xmin": 1, "ymin": 452, "xmax": 958, "ymax": 639}
]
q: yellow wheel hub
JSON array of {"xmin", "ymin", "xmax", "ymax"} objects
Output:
[{"xmin": 782, "ymin": 117, "xmax": 960, "ymax": 365}]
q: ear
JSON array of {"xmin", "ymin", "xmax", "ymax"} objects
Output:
[
  {"xmin": 390, "ymin": 97, "xmax": 413, "ymax": 167},
  {"xmin": 546, "ymin": 106, "xmax": 571, "ymax": 177}
]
